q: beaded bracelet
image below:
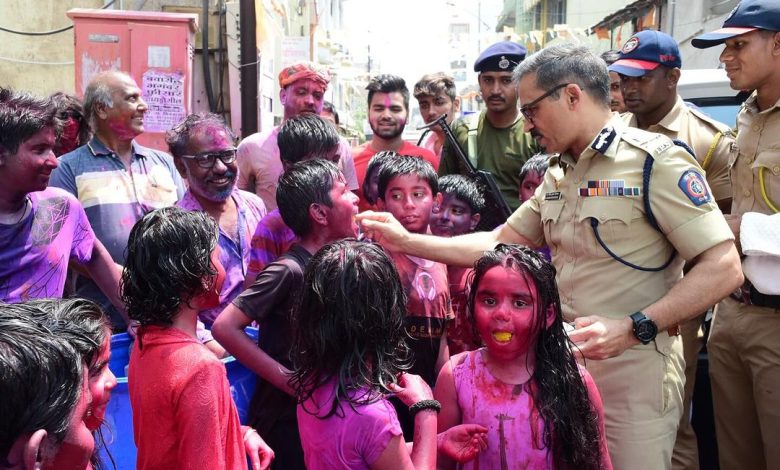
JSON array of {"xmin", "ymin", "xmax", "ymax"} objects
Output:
[{"xmin": 409, "ymin": 399, "xmax": 442, "ymax": 417}]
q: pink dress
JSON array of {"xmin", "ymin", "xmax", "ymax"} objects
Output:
[
  {"xmin": 453, "ymin": 349, "xmax": 553, "ymax": 469},
  {"xmin": 297, "ymin": 379, "xmax": 402, "ymax": 469}
]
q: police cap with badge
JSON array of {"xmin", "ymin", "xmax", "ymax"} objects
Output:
[
  {"xmin": 691, "ymin": 0, "xmax": 780, "ymax": 49},
  {"xmin": 608, "ymin": 30, "xmax": 681, "ymax": 77},
  {"xmin": 474, "ymin": 41, "xmax": 527, "ymax": 72}
]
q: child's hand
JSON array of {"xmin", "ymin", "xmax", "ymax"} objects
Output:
[
  {"xmin": 388, "ymin": 372, "xmax": 433, "ymax": 406},
  {"xmin": 438, "ymin": 424, "xmax": 488, "ymax": 463},
  {"xmin": 242, "ymin": 427, "xmax": 274, "ymax": 470}
]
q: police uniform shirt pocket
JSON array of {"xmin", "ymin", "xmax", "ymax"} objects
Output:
[
  {"xmin": 540, "ymin": 200, "xmax": 565, "ymax": 247},
  {"xmin": 577, "ymin": 198, "xmax": 634, "ymax": 257},
  {"xmin": 752, "ymin": 150, "xmax": 780, "ymax": 212}
]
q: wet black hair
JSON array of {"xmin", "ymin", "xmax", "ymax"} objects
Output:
[
  {"xmin": 376, "ymin": 154, "xmax": 438, "ymax": 202},
  {"xmin": 21, "ymin": 298, "xmax": 115, "ymax": 470},
  {"xmin": 437, "ymin": 174, "xmax": 485, "ymax": 215},
  {"xmin": 600, "ymin": 49, "xmax": 621, "ymax": 66},
  {"xmin": 0, "ymin": 304, "xmax": 83, "ymax": 466},
  {"xmin": 277, "ymin": 159, "xmax": 342, "ymax": 238},
  {"xmin": 291, "ymin": 239, "xmax": 411, "ymax": 418},
  {"xmin": 121, "ymin": 207, "xmax": 219, "ymax": 327},
  {"xmin": 366, "ymin": 74, "xmax": 410, "ymax": 110},
  {"xmin": 0, "ymin": 87, "xmax": 58, "ymax": 156},
  {"xmin": 278, "ymin": 114, "xmax": 340, "ymax": 166},
  {"xmin": 467, "ymin": 244, "xmax": 603, "ymax": 470},
  {"xmin": 361, "ymin": 150, "xmax": 397, "ymax": 205}
]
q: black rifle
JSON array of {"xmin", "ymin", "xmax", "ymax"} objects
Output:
[{"xmin": 418, "ymin": 114, "xmax": 512, "ymax": 231}]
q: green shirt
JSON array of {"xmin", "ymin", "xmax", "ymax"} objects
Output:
[{"xmin": 439, "ymin": 111, "xmax": 539, "ymax": 211}]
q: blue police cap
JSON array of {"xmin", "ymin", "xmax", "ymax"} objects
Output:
[
  {"xmin": 609, "ymin": 30, "xmax": 682, "ymax": 77},
  {"xmin": 474, "ymin": 41, "xmax": 527, "ymax": 73},
  {"xmin": 692, "ymin": 0, "xmax": 780, "ymax": 48}
]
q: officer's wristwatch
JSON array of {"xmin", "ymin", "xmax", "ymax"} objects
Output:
[{"xmin": 630, "ymin": 311, "xmax": 658, "ymax": 345}]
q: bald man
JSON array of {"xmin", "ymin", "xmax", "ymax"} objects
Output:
[{"xmin": 51, "ymin": 71, "xmax": 185, "ymax": 329}]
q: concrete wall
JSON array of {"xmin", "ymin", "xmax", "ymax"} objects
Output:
[
  {"xmin": 0, "ymin": 0, "xmax": 104, "ymax": 95},
  {"xmin": 566, "ymin": 0, "xmax": 632, "ymax": 29}
]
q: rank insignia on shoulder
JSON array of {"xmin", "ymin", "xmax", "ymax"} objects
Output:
[
  {"xmin": 545, "ymin": 191, "xmax": 562, "ymax": 201},
  {"xmin": 678, "ymin": 170, "xmax": 711, "ymax": 206},
  {"xmin": 591, "ymin": 126, "xmax": 617, "ymax": 154}
]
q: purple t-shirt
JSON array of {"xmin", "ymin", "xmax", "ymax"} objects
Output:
[
  {"xmin": 0, "ymin": 187, "xmax": 96, "ymax": 302},
  {"xmin": 297, "ymin": 379, "xmax": 402, "ymax": 469},
  {"xmin": 177, "ymin": 188, "xmax": 267, "ymax": 325}
]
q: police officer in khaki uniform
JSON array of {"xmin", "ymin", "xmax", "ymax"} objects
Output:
[
  {"xmin": 358, "ymin": 43, "xmax": 743, "ymax": 470},
  {"xmin": 693, "ymin": 1, "xmax": 780, "ymax": 468},
  {"xmin": 610, "ymin": 30, "xmax": 736, "ymax": 470}
]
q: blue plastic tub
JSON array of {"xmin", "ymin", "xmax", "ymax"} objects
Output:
[{"xmin": 99, "ymin": 328, "xmax": 258, "ymax": 469}]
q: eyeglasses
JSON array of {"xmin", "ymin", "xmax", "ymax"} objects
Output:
[
  {"xmin": 58, "ymin": 111, "xmax": 83, "ymax": 121},
  {"xmin": 180, "ymin": 148, "xmax": 238, "ymax": 169},
  {"xmin": 519, "ymin": 83, "xmax": 570, "ymax": 121}
]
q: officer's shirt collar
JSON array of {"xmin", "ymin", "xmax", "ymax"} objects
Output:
[{"xmin": 559, "ymin": 115, "xmax": 624, "ymax": 167}]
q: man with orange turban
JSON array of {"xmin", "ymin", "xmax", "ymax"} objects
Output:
[{"xmin": 237, "ymin": 62, "xmax": 358, "ymax": 210}]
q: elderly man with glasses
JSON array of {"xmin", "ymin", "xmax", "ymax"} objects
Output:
[
  {"xmin": 358, "ymin": 43, "xmax": 743, "ymax": 470},
  {"xmin": 169, "ymin": 113, "xmax": 267, "ymax": 329}
]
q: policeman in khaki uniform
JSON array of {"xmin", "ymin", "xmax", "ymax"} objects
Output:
[
  {"xmin": 358, "ymin": 44, "xmax": 743, "ymax": 470},
  {"xmin": 693, "ymin": 1, "xmax": 780, "ymax": 468},
  {"xmin": 609, "ymin": 30, "xmax": 736, "ymax": 470}
]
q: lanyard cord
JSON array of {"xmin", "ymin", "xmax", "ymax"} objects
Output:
[
  {"xmin": 759, "ymin": 167, "xmax": 780, "ymax": 213},
  {"xmin": 589, "ymin": 154, "xmax": 677, "ymax": 272}
]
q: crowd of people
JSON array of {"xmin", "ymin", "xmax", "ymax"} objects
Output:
[{"xmin": 1, "ymin": 0, "xmax": 779, "ymax": 468}]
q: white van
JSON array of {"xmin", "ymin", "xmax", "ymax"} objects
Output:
[{"xmin": 677, "ymin": 68, "xmax": 750, "ymax": 127}]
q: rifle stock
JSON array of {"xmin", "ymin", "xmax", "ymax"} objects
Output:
[{"xmin": 419, "ymin": 114, "xmax": 512, "ymax": 231}]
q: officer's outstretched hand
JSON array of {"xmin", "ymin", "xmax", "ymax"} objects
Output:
[
  {"xmin": 356, "ymin": 211, "xmax": 410, "ymax": 252},
  {"xmin": 568, "ymin": 315, "xmax": 638, "ymax": 360}
]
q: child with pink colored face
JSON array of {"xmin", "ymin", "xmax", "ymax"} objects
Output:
[{"xmin": 434, "ymin": 245, "xmax": 613, "ymax": 470}]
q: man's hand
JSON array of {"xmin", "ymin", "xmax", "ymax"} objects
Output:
[
  {"xmin": 724, "ymin": 214, "xmax": 742, "ymax": 253},
  {"xmin": 568, "ymin": 316, "xmax": 638, "ymax": 360},
  {"xmin": 243, "ymin": 427, "xmax": 274, "ymax": 470},
  {"xmin": 355, "ymin": 211, "xmax": 410, "ymax": 252},
  {"xmin": 438, "ymin": 424, "xmax": 488, "ymax": 463}
]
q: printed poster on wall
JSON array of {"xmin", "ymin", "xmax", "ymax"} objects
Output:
[{"xmin": 142, "ymin": 70, "xmax": 186, "ymax": 133}]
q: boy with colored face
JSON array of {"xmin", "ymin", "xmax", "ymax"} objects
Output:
[
  {"xmin": 375, "ymin": 154, "xmax": 453, "ymax": 439},
  {"xmin": 430, "ymin": 174, "xmax": 485, "ymax": 355}
]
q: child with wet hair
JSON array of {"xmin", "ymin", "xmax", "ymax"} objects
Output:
[
  {"xmin": 122, "ymin": 207, "xmax": 274, "ymax": 470},
  {"xmin": 22, "ymin": 298, "xmax": 116, "ymax": 470},
  {"xmin": 292, "ymin": 239, "xmax": 487, "ymax": 469},
  {"xmin": 430, "ymin": 174, "xmax": 485, "ymax": 354},
  {"xmin": 434, "ymin": 244, "xmax": 612, "ymax": 470},
  {"xmin": 358, "ymin": 150, "xmax": 397, "ymax": 212}
]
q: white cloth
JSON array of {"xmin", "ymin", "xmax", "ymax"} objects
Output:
[{"xmin": 741, "ymin": 212, "xmax": 780, "ymax": 294}]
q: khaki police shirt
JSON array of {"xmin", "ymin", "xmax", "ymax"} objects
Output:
[
  {"xmin": 731, "ymin": 92, "xmax": 780, "ymax": 217},
  {"xmin": 507, "ymin": 116, "xmax": 733, "ymax": 322},
  {"xmin": 621, "ymin": 95, "xmax": 735, "ymax": 203}
]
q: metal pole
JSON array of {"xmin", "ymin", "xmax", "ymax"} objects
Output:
[{"xmin": 239, "ymin": 0, "xmax": 258, "ymax": 136}]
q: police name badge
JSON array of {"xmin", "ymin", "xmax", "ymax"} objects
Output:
[
  {"xmin": 678, "ymin": 170, "xmax": 711, "ymax": 206},
  {"xmin": 545, "ymin": 191, "xmax": 562, "ymax": 201}
]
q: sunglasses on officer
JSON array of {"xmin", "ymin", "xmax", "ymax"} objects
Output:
[
  {"xmin": 180, "ymin": 147, "xmax": 238, "ymax": 169},
  {"xmin": 520, "ymin": 83, "xmax": 570, "ymax": 122}
]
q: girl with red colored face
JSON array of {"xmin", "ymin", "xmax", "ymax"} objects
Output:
[{"xmin": 434, "ymin": 245, "xmax": 613, "ymax": 470}]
